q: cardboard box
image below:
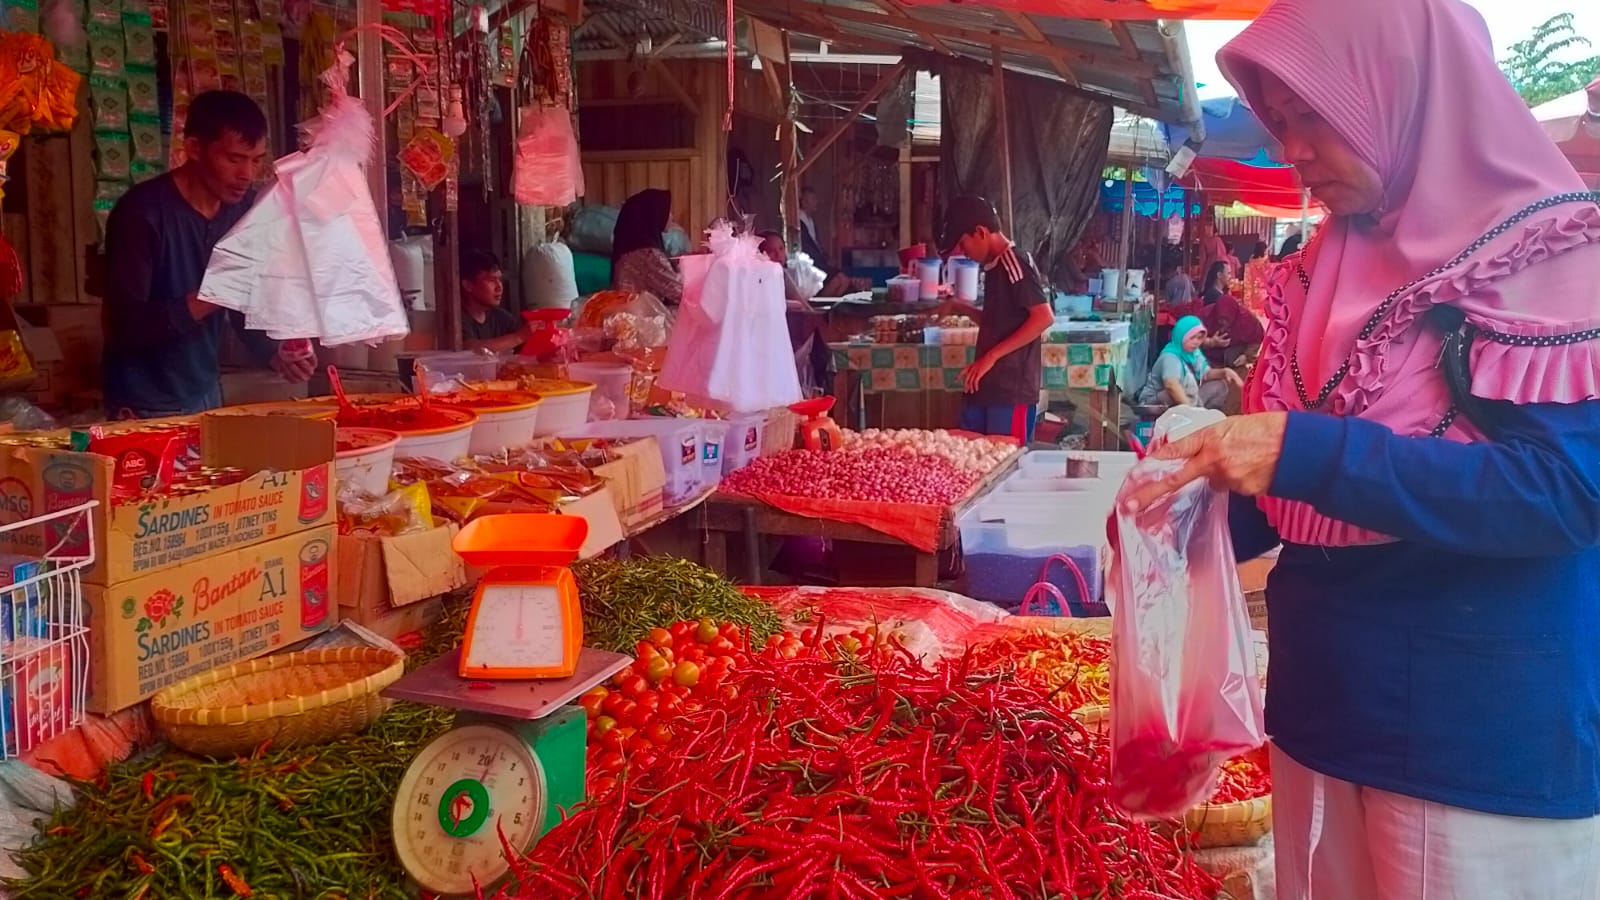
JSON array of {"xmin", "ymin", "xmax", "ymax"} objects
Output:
[
  {"xmin": 337, "ymin": 524, "xmax": 466, "ymax": 615},
  {"xmin": 590, "ymin": 438, "xmax": 666, "ymax": 528},
  {"xmin": 85, "ymin": 525, "xmax": 339, "ymax": 713},
  {"xmin": 344, "ymin": 596, "xmax": 445, "ymax": 643},
  {"xmin": 0, "ymin": 414, "xmax": 335, "ymax": 586}
]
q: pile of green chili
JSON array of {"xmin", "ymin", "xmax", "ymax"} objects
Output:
[
  {"xmin": 573, "ymin": 557, "xmax": 782, "ymax": 654},
  {"xmin": 3, "ymin": 604, "xmax": 469, "ymax": 900}
]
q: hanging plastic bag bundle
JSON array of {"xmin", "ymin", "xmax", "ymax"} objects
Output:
[
  {"xmin": 197, "ymin": 42, "xmax": 409, "ymax": 347},
  {"xmin": 1107, "ymin": 406, "xmax": 1265, "ymax": 818},
  {"xmin": 511, "ymin": 104, "xmax": 583, "ymax": 207},
  {"xmin": 657, "ymin": 223, "xmax": 802, "ymax": 413}
]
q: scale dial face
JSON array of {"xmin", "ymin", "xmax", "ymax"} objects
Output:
[
  {"xmin": 464, "ymin": 583, "xmax": 568, "ymax": 672},
  {"xmin": 392, "ymin": 723, "xmax": 548, "ymax": 897}
]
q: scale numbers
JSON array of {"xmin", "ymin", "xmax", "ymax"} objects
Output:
[{"xmin": 392, "ymin": 724, "xmax": 547, "ymax": 897}]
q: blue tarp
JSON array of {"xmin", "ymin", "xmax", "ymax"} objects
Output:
[
  {"xmin": 1099, "ymin": 179, "xmax": 1202, "ymax": 218},
  {"xmin": 1163, "ymin": 96, "xmax": 1287, "ymax": 165}
]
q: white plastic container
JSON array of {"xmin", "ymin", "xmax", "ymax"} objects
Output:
[
  {"xmin": 391, "ymin": 409, "xmax": 479, "ymax": 463},
  {"xmin": 714, "ymin": 413, "xmax": 766, "ymax": 475},
  {"xmin": 566, "ymin": 362, "xmax": 633, "ymax": 420},
  {"xmin": 436, "ymin": 392, "xmax": 542, "ymax": 454},
  {"xmin": 565, "ymin": 417, "xmax": 706, "ymax": 505},
  {"xmin": 528, "ymin": 381, "xmax": 598, "ymax": 437},
  {"xmin": 699, "ymin": 422, "xmax": 725, "ymax": 493},
  {"xmin": 916, "ymin": 258, "xmax": 943, "ymax": 300},
  {"xmin": 409, "ymin": 351, "xmax": 501, "ymax": 387},
  {"xmin": 952, "ymin": 258, "xmax": 981, "ymax": 302},
  {"xmin": 335, "ymin": 428, "xmax": 400, "ymax": 496}
]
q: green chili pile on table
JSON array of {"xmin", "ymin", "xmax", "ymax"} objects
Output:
[
  {"xmin": 3, "ymin": 604, "xmax": 470, "ymax": 900},
  {"xmin": 574, "ymin": 557, "xmax": 782, "ymax": 653}
]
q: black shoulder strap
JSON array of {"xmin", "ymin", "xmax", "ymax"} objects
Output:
[{"xmin": 1426, "ymin": 304, "xmax": 1498, "ymax": 436}]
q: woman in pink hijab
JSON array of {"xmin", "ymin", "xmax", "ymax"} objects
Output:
[{"xmin": 1130, "ymin": 0, "xmax": 1600, "ymax": 896}]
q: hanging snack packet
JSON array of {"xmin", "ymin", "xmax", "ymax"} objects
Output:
[
  {"xmin": 123, "ymin": 15, "xmax": 157, "ymax": 68},
  {"xmin": 94, "ymin": 131, "xmax": 132, "ymax": 181},
  {"xmin": 90, "ymin": 75, "xmax": 129, "ymax": 131},
  {"xmin": 88, "ymin": 23, "xmax": 126, "ymax": 76},
  {"xmin": 126, "ymin": 70, "xmax": 158, "ymax": 116}
]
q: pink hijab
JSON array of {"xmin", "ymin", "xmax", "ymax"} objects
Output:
[{"xmin": 1218, "ymin": 0, "xmax": 1600, "ymax": 547}]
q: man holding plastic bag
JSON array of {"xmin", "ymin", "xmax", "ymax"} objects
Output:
[{"xmin": 101, "ymin": 91, "xmax": 314, "ymax": 417}]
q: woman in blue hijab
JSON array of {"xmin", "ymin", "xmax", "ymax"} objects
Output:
[{"xmin": 1135, "ymin": 315, "xmax": 1241, "ymax": 410}]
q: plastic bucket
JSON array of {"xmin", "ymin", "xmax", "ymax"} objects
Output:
[
  {"xmin": 403, "ymin": 351, "xmax": 502, "ymax": 390},
  {"xmin": 387, "ymin": 408, "xmax": 480, "ymax": 463},
  {"xmin": 434, "ymin": 392, "xmax": 542, "ymax": 454},
  {"xmin": 215, "ymin": 400, "xmax": 339, "ymax": 420},
  {"xmin": 528, "ymin": 381, "xmax": 598, "ymax": 437},
  {"xmin": 335, "ymin": 428, "xmax": 400, "ymax": 495},
  {"xmin": 566, "ymin": 362, "xmax": 633, "ymax": 420}
]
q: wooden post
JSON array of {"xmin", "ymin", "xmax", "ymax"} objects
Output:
[
  {"xmin": 992, "ymin": 45, "xmax": 1014, "ymax": 233},
  {"xmin": 1118, "ymin": 174, "xmax": 1133, "ymax": 316}
]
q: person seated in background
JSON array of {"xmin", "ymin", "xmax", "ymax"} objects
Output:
[
  {"xmin": 611, "ymin": 189, "xmax": 683, "ymax": 305},
  {"xmin": 1163, "ymin": 259, "xmax": 1196, "ymax": 308},
  {"xmin": 1239, "ymin": 240, "xmax": 1271, "ymax": 314},
  {"xmin": 1199, "ymin": 262, "xmax": 1266, "ymax": 369},
  {"xmin": 1135, "ymin": 315, "xmax": 1241, "ymax": 412},
  {"xmin": 459, "ymin": 250, "xmax": 528, "ymax": 354},
  {"xmin": 937, "ymin": 195, "xmax": 1056, "ymax": 443},
  {"xmin": 759, "ymin": 231, "xmax": 832, "ymax": 396}
]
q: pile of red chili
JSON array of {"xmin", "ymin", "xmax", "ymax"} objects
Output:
[
  {"xmin": 968, "ymin": 628, "xmax": 1112, "ymax": 712},
  {"xmin": 490, "ymin": 630, "xmax": 1218, "ymax": 900},
  {"xmin": 1208, "ymin": 746, "xmax": 1272, "ymax": 805}
]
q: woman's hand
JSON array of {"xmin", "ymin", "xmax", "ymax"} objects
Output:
[
  {"xmin": 1126, "ymin": 412, "xmax": 1288, "ymax": 511},
  {"xmin": 1222, "ymin": 368, "xmax": 1245, "ymax": 389}
]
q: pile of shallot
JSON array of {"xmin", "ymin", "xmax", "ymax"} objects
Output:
[
  {"xmin": 721, "ymin": 447, "xmax": 977, "ymax": 505},
  {"xmin": 840, "ymin": 428, "xmax": 1013, "ymax": 476}
]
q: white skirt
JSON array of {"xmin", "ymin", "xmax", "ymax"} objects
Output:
[{"xmin": 1272, "ymin": 744, "xmax": 1600, "ymax": 900}]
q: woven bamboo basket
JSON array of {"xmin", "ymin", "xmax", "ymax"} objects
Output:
[
  {"xmin": 1182, "ymin": 794, "xmax": 1273, "ymax": 848},
  {"xmin": 1070, "ymin": 703, "xmax": 1109, "ymax": 735},
  {"xmin": 151, "ymin": 647, "xmax": 405, "ymax": 758}
]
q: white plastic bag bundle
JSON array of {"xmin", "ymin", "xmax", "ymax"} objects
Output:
[
  {"xmin": 788, "ymin": 251, "xmax": 826, "ymax": 300},
  {"xmin": 521, "ymin": 240, "xmax": 578, "ymax": 309},
  {"xmin": 511, "ymin": 104, "xmax": 583, "ymax": 207},
  {"xmin": 198, "ymin": 50, "xmax": 408, "ymax": 347},
  {"xmin": 657, "ymin": 224, "xmax": 802, "ymax": 413}
]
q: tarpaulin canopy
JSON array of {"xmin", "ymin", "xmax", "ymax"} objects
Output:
[
  {"xmin": 1100, "ymin": 179, "xmax": 1201, "ymax": 219},
  {"xmin": 1186, "ymin": 157, "xmax": 1323, "ymax": 218},
  {"xmin": 1534, "ymin": 77, "xmax": 1600, "ymax": 186},
  {"xmin": 898, "ymin": 0, "xmax": 1269, "ymax": 20},
  {"xmin": 1164, "ymin": 96, "xmax": 1281, "ymax": 163}
]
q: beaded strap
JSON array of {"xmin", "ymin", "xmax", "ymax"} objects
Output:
[{"xmin": 1289, "ymin": 191, "xmax": 1600, "ymax": 410}]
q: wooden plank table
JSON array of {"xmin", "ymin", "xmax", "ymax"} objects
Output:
[{"xmin": 694, "ymin": 449, "xmax": 1024, "ymax": 587}]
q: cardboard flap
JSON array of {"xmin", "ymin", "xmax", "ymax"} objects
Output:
[
  {"xmin": 380, "ymin": 524, "xmax": 466, "ymax": 607},
  {"xmin": 202, "ymin": 413, "xmax": 336, "ymax": 473}
]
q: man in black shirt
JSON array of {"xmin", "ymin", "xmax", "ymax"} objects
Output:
[
  {"xmin": 459, "ymin": 250, "xmax": 529, "ymax": 353},
  {"xmin": 102, "ymin": 90, "xmax": 315, "ymax": 418},
  {"xmin": 938, "ymin": 195, "xmax": 1054, "ymax": 443}
]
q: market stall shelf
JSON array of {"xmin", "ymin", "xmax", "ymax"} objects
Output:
[{"xmin": 697, "ymin": 447, "xmax": 1022, "ymax": 586}]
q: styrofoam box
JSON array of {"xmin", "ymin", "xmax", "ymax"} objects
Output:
[
  {"xmin": 564, "ymin": 418, "xmax": 706, "ymax": 505},
  {"xmin": 711, "ymin": 414, "xmax": 766, "ymax": 475},
  {"xmin": 957, "ymin": 490, "xmax": 1110, "ymax": 614}
]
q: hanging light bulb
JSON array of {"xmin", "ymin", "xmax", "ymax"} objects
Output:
[{"xmin": 443, "ymin": 85, "xmax": 468, "ymax": 138}]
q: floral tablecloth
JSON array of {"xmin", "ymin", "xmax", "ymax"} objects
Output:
[{"xmin": 830, "ymin": 340, "xmax": 1131, "ymax": 395}]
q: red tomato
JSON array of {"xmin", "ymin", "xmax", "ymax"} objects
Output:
[
  {"xmin": 635, "ymin": 751, "xmax": 660, "ymax": 769},
  {"xmin": 705, "ymin": 654, "xmax": 733, "ymax": 674},
  {"xmin": 719, "ymin": 622, "xmax": 743, "ymax": 642},
  {"xmin": 658, "ymin": 693, "xmax": 685, "ymax": 716},
  {"xmin": 837, "ymin": 635, "xmax": 862, "ymax": 655},
  {"xmin": 578, "ymin": 692, "xmax": 605, "ymax": 719},
  {"xmin": 680, "ymin": 647, "xmax": 707, "ymax": 664},
  {"xmin": 719, "ymin": 684, "xmax": 739, "ymax": 702},
  {"xmin": 765, "ymin": 634, "xmax": 782, "ymax": 650},
  {"xmin": 654, "ymin": 645, "xmax": 675, "ymax": 664},
  {"xmin": 778, "ymin": 642, "xmax": 801, "ymax": 659},
  {"xmin": 673, "ymin": 660, "xmax": 701, "ymax": 688},
  {"xmin": 590, "ymin": 775, "xmax": 619, "ymax": 797},
  {"xmin": 644, "ymin": 656, "xmax": 673, "ymax": 685},
  {"xmin": 593, "ymin": 715, "xmax": 618, "ymax": 735},
  {"xmin": 594, "ymin": 752, "xmax": 625, "ymax": 775},
  {"xmin": 696, "ymin": 619, "xmax": 720, "ymax": 644},
  {"xmin": 599, "ymin": 729, "xmax": 626, "ymax": 753},
  {"xmin": 697, "ymin": 670, "xmax": 725, "ymax": 696},
  {"xmin": 601, "ymin": 693, "xmax": 630, "ymax": 718},
  {"xmin": 707, "ymin": 636, "xmax": 736, "ymax": 656},
  {"xmin": 668, "ymin": 621, "xmax": 694, "ymax": 643},
  {"xmin": 625, "ymin": 733, "xmax": 652, "ymax": 755},
  {"xmin": 647, "ymin": 627, "xmax": 674, "ymax": 648},
  {"xmin": 609, "ymin": 700, "xmax": 638, "ymax": 726},
  {"xmin": 646, "ymin": 723, "xmax": 674, "ymax": 746},
  {"xmin": 635, "ymin": 641, "xmax": 660, "ymax": 662},
  {"xmin": 636, "ymin": 693, "xmax": 660, "ymax": 715},
  {"xmin": 627, "ymin": 702, "xmax": 654, "ymax": 729},
  {"xmin": 617, "ymin": 675, "xmax": 648, "ymax": 699}
]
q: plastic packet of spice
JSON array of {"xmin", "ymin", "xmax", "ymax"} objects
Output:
[
  {"xmin": 86, "ymin": 428, "xmax": 184, "ymax": 504},
  {"xmin": 123, "ymin": 15, "xmax": 157, "ymax": 67},
  {"xmin": 126, "ymin": 70, "xmax": 158, "ymax": 116},
  {"xmin": 86, "ymin": 0, "xmax": 119, "ymax": 23},
  {"xmin": 94, "ymin": 132, "xmax": 132, "ymax": 181},
  {"xmin": 6, "ymin": 0, "xmax": 40, "ymax": 32},
  {"xmin": 89, "ymin": 76, "xmax": 129, "ymax": 131},
  {"xmin": 88, "ymin": 24, "xmax": 126, "ymax": 76}
]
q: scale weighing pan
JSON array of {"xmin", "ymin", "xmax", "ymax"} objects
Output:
[{"xmin": 384, "ymin": 647, "xmax": 631, "ymax": 720}]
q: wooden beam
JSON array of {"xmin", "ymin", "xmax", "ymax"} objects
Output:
[
  {"xmin": 1002, "ymin": 11, "xmax": 1077, "ymax": 86},
  {"xmin": 590, "ymin": 16, "xmax": 701, "ymax": 115},
  {"xmin": 771, "ymin": 0, "xmax": 1157, "ymax": 77},
  {"xmin": 992, "ymin": 45, "xmax": 1014, "ymax": 234},
  {"xmin": 868, "ymin": 0, "xmax": 954, "ymax": 57},
  {"xmin": 1108, "ymin": 21, "xmax": 1140, "ymax": 60},
  {"xmin": 793, "ymin": 59, "xmax": 907, "ymax": 179}
]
